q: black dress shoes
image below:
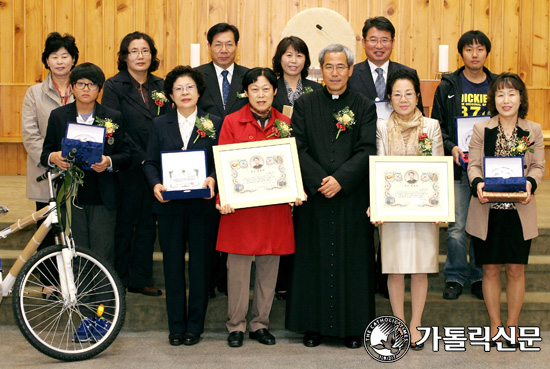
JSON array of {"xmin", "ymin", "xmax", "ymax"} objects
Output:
[
  {"xmin": 183, "ymin": 332, "xmax": 200, "ymax": 346},
  {"xmin": 344, "ymin": 336, "xmax": 362, "ymax": 349},
  {"xmin": 443, "ymin": 282, "xmax": 463, "ymax": 300},
  {"xmin": 169, "ymin": 333, "xmax": 184, "ymax": 346},
  {"xmin": 128, "ymin": 285, "xmax": 163, "ymax": 296},
  {"xmin": 249, "ymin": 328, "xmax": 276, "ymax": 345},
  {"xmin": 227, "ymin": 331, "xmax": 244, "ymax": 348},
  {"xmin": 303, "ymin": 332, "xmax": 323, "ymax": 347}
]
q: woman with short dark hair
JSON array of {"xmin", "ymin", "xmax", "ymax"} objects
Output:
[
  {"xmin": 271, "ymin": 36, "xmax": 321, "ymax": 115},
  {"xmin": 216, "ymin": 67, "xmax": 303, "ymax": 348},
  {"xmin": 466, "ymin": 72, "xmax": 544, "ymax": 348},
  {"xmin": 22, "ymin": 32, "xmax": 79, "ymax": 298},
  {"xmin": 102, "ymin": 32, "xmax": 170, "ymax": 297},
  {"xmin": 144, "ymin": 65, "xmax": 221, "ymax": 346},
  {"xmin": 373, "ymin": 69, "xmax": 444, "ymax": 350}
]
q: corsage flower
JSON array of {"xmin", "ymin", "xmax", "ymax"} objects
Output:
[
  {"xmin": 193, "ymin": 114, "xmax": 216, "ymax": 143},
  {"xmin": 510, "ymin": 133, "xmax": 535, "ymax": 156},
  {"xmin": 267, "ymin": 119, "xmax": 292, "ymax": 138},
  {"xmin": 418, "ymin": 132, "xmax": 436, "ymax": 156},
  {"xmin": 333, "ymin": 106, "xmax": 355, "ymax": 139},
  {"xmin": 151, "ymin": 90, "xmax": 169, "ymax": 115}
]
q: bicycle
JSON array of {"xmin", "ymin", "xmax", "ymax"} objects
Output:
[{"xmin": 0, "ymin": 149, "xmax": 125, "ymax": 361}]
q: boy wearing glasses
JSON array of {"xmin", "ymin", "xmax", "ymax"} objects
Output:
[{"xmin": 41, "ymin": 62, "xmax": 131, "ymax": 265}]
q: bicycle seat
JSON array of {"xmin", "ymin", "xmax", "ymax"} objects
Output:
[{"xmin": 0, "ymin": 205, "xmax": 9, "ymax": 216}]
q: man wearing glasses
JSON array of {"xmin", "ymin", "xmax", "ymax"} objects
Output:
[
  {"xmin": 348, "ymin": 16, "xmax": 423, "ymax": 299},
  {"xmin": 287, "ymin": 44, "xmax": 377, "ymax": 349},
  {"xmin": 349, "ymin": 16, "xmax": 423, "ymax": 110}
]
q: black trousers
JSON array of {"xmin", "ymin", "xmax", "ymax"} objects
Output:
[
  {"xmin": 157, "ymin": 213, "xmax": 217, "ymax": 335},
  {"xmin": 114, "ymin": 166, "xmax": 157, "ymax": 288}
]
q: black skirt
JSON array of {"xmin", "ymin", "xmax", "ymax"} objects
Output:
[{"xmin": 472, "ymin": 209, "xmax": 531, "ymax": 265}]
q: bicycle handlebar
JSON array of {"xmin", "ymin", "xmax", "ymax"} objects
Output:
[{"xmin": 36, "ymin": 148, "xmax": 78, "ymax": 183}]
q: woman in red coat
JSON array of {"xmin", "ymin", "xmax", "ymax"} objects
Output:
[{"xmin": 216, "ymin": 67, "xmax": 303, "ymax": 348}]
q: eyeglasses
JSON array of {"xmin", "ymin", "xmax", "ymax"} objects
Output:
[
  {"xmin": 366, "ymin": 37, "xmax": 393, "ymax": 46},
  {"xmin": 211, "ymin": 42, "xmax": 235, "ymax": 51},
  {"xmin": 129, "ymin": 49, "xmax": 151, "ymax": 57},
  {"xmin": 74, "ymin": 82, "xmax": 99, "ymax": 91},
  {"xmin": 391, "ymin": 92, "xmax": 417, "ymax": 101},
  {"xmin": 323, "ymin": 64, "xmax": 348, "ymax": 73},
  {"xmin": 172, "ymin": 85, "xmax": 197, "ymax": 93}
]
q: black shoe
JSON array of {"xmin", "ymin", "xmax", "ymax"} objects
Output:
[
  {"xmin": 128, "ymin": 285, "xmax": 163, "ymax": 296},
  {"xmin": 303, "ymin": 332, "xmax": 322, "ymax": 347},
  {"xmin": 344, "ymin": 336, "xmax": 362, "ymax": 349},
  {"xmin": 410, "ymin": 342, "xmax": 425, "ymax": 351},
  {"xmin": 182, "ymin": 332, "xmax": 200, "ymax": 346},
  {"xmin": 249, "ymin": 328, "xmax": 276, "ymax": 345},
  {"xmin": 471, "ymin": 281, "xmax": 484, "ymax": 300},
  {"xmin": 443, "ymin": 282, "xmax": 463, "ymax": 300},
  {"xmin": 169, "ymin": 333, "xmax": 184, "ymax": 346},
  {"xmin": 275, "ymin": 291, "xmax": 288, "ymax": 300},
  {"xmin": 227, "ymin": 331, "xmax": 244, "ymax": 348}
]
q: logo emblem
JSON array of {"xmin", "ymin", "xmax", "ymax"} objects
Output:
[
  {"xmin": 448, "ymin": 94, "xmax": 455, "ymax": 99},
  {"xmin": 364, "ymin": 315, "xmax": 410, "ymax": 363}
]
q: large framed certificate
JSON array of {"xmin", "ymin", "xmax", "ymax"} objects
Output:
[
  {"xmin": 161, "ymin": 149, "xmax": 211, "ymax": 200},
  {"xmin": 369, "ymin": 156, "xmax": 455, "ymax": 222},
  {"xmin": 213, "ymin": 137, "xmax": 306, "ymax": 209}
]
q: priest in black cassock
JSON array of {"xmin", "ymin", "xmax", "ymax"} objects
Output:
[{"xmin": 286, "ymin": 44, "xmax": 377, "ymax": 349}]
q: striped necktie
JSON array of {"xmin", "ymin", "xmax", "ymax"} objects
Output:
[
  {"xmin": 221, "ymin": 70, "xmax": 230, "ymax": 109},
  {"xmin": 375, "ymin": 68, "xmax": 385, "ymax": 100}
]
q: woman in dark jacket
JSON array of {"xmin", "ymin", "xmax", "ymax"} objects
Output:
[
  {"xmin": 102, "ymin": 32, "xmax": 170, "ymax": 296},
  {"xmin": 143, "ymin": 66, "xmax": 221, "ymax": 346}
]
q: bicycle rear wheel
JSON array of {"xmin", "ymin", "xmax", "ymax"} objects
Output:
[{"xmin": 12, "ymin": 245, "xmax": 125, "ymax": 361}]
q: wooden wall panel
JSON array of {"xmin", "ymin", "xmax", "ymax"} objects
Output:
[{"xmin": 2, "ymin": 0, "xmax": 550, "ymax": 176}]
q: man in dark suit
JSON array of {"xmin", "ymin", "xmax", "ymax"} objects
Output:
[
  {"xmin": 197, "ymin": 23, "xmax": 249, "ymax": 296},
  {"xmin": 197, "ymin": 23, "xmax": 249, "ymax": 118},
  {"xmin": 348, "ymin": 16, "xmax": 423, "ymax": 298},
  {"xmin": 348, "ymin": 16, "xmax": 423, "ymax": 111}
]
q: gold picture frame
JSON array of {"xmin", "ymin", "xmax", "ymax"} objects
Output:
[
  {"xmin": 369, "ymin": 156, "xmax": 455, "ymax": 222},
  {"xmin": 213, "ymin": 137, "xmax": 306, "ymax": 210}
]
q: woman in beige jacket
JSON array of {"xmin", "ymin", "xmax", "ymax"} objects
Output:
[
  {"xmin": 21, "ymin": 32, "xmax": 78, "ymax": 297},
  {"xmin": 466, "ymin": 73, "xmax": 545, "ymax": 348}
]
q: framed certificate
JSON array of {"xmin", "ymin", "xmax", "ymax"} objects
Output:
[
  {"xmin": 161, "ymin": 149, "xmax": 211, "ymax": 200},
  {"xmin": 213, "ymin": 137, "xmax": 306, "ymax": 209},
  {"xmin": 369, "ymin": 156, "xmax": 455, "ymax": 222}
]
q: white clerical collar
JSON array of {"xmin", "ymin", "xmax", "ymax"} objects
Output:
[
  {"xmin": 332, "ymin": 95, "xmax": 340, "ymax": 100},
  {"xmin": 214, "ymin": 63, "xmax": 235, "ymax": 78}
]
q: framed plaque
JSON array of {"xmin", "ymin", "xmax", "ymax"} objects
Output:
[
  {"xmin": 455, "ymin": 116, "xmax": 488, "ymax": 152},
  {"xmin": 213, "ymin": 137, "xmax": 306, "ymax": 209},
  {"xmin": 369, "ymin": 156, "xmax": 455, "ymax": 222},
  {"xmin": 161, "ymin": 149, "xmax": 211, "ymax": 200}
]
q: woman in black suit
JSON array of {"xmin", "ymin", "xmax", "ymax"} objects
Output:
[
  {"xmin": 143, "ymin": 66, "xmax": 222, "ymax": 346},
  {"xmin": 102, "ymin": 32, "xmax": 170, "ymax": 296},
  {"xmin": 272, "ymin": 36, "xmax": 322, "ymax": 115},
  {"xmin": 271, "ymin": 36, "xmax": 322, "ymax": 299}
]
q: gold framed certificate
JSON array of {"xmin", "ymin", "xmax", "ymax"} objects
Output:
[
  {"xmin": 369, "ymin": 156, "xmax": 455, "ymax": 222},
  {"xmin": 213, "ymin": 138, "xmax": 306, "ymax": 209}
]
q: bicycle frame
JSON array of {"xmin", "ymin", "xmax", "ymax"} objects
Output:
[{"xmin": 0, "ymin": 170, "xmax": 76, "ymax": 304}]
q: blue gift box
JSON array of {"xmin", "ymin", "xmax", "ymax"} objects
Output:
[
  {"xmin": 62, "ymin": 123, "xmax": 105, "ymax": 170},
  {"xmin": 483, "ymin": 156, "xmax": 526, "ymax": 192},
  {"xmin": 161, "ymin": 149, "xmax": 211, "ymax": 200}
]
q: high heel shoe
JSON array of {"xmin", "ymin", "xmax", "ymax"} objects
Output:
[
  {"xmin": 410, "ymin": 342, "xmax": 424, "ymax": 351},
  {"xmin": 42, "ymin": 286, "xmax": 59, "ymax": 301}
]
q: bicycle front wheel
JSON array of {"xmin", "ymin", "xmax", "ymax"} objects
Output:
[{"xmin": 12, "ymin": 245, "xmax": 126, "ymax": 361}]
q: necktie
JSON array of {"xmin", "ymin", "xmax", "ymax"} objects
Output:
[
  {"xmin": 221, "ymin": 70, "xmax": 230, "ymax": 109},
  {"xmin": 375, "ymin": 68, "xmax": 385, "ymax": 100}
]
